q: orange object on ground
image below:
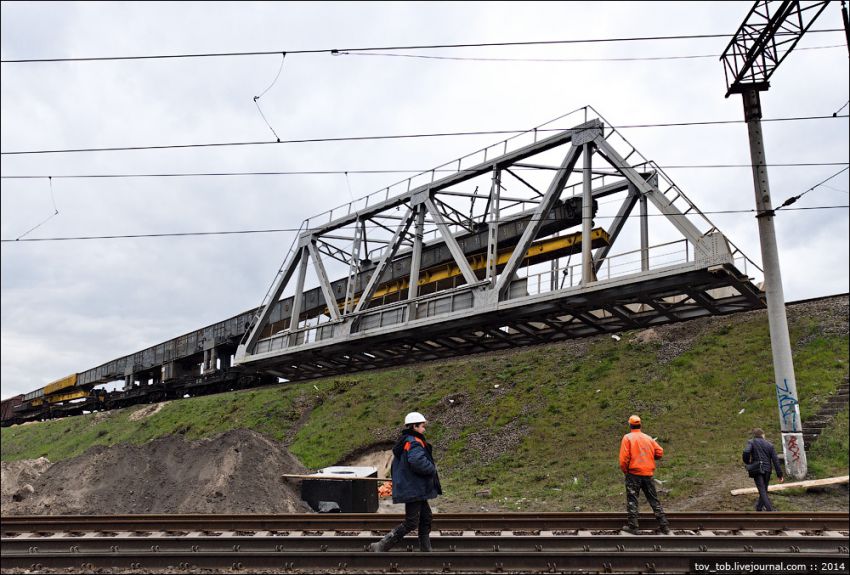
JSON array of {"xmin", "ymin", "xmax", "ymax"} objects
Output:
[
  {"xmin": 619, "ymin": 429, "xmax": 663, "ymax": 476},
  {"xmin": 378, "ymin": 481, "xmax": 393, "ymax": 498}
]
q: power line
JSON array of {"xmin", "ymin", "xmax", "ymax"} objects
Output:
[
  {"xmin": 775, "ymin": 166, "xmax": 850, "ymax": 212},
  {"xmin": 2, "ymin": 115, "xmax": 845, "ymax": 156},
  {"xmin": 3, "ymin": 162, "xmax": 848, "ymax": 180},
  {"xmin": 338, "ymin": 43, "xmax": 845, "ymax": 63},
  {"xmin": 3, "ymin": 205, "xmax": 846, "ymax": 244},
  {"xmin": 0, "ymin": 129, "xmax": 526, "ymax": 156},
  {"xmin": 2, "ymin": 30, "xmax": 842, "ymax": 63},
  {"xmin": 15, "ymin": 177, "xmax": 60, "ymax": 240},
  {"xmin": 0, "ymin": 228, "xmax": 304, "ymax": 242},
  {"xmin": 253, "ymin": 52, "xmax": 286, "ymax": 142}
]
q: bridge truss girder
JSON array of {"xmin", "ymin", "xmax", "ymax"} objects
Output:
[{"xmin": 236, "ymin": 109, "xmax": 764, "ymax": 379}]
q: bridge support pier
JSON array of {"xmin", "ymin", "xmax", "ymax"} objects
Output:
[{"xmin": 203, "ymin": 348, "xmax": 218, "ymax": 374}]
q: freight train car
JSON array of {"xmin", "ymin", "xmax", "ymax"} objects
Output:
[
  {"xmin": 1, "ymin": 374, "xmax": 100, "ymax": 427},
  {"xmin": 0, "ymin": 395, "xmax": 24, "ymax": 427},
  {"xmin": 0, "ymin": 366, "xmax": 276, "ymax": 427}
]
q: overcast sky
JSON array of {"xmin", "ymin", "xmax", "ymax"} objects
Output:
[{"xmin": 2, "ymin": 1, "xmax": 848, "ymax": 400}]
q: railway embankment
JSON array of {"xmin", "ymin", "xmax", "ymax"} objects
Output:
[{"xmin": 1, "ymin": 294, "xmax": 847, "ymax": 514}]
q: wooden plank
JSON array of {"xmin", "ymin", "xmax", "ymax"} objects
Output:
[
  {"xmin": 281, "ymin": 474, "xmax": 391, "ymax": 482},
  {"xmin": 730, "ymin": 475, "xmax": 848, "ymax": 496}
]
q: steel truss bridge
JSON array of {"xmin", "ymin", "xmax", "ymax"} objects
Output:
[
  {"xmin": 235, "ymin": 107, "xmax": 765, "ymax": 380},
  {"xmin": 7, "ymin": 106, "xmax": 767, "ymax": 419}
]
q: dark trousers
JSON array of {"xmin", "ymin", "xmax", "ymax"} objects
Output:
[
  {"xmin": 753, "ymin": 474, "xmax": 775, "ymax": 511},
  {"xmin": 395, "ymin": 500, "xmax": 432, "ymax": 537},
  {"xmin": 625, "ymin": 473, "xmax": 668, "ymax": 529}
]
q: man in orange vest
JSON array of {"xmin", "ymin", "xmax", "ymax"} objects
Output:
[{"xmin": 619, "ymin": 414, "xmax": 670, "ymax": 535}]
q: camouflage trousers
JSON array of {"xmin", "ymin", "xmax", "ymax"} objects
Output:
[{"xmin": 625, "ymin": 473, "xmax": 668, "ymax": 529}]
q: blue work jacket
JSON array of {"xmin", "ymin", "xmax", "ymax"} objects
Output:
[{"xmin": 390, "ymin": 429, "xmax": 442, "ymax": 504}]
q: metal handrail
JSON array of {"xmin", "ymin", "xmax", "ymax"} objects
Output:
[
  {"xmin": 301, "ymin": 107, "xmax": 593, "ymax": 233},
  {"xmin": 586, "ymin": 104, "xmax": 762, "ymax": 276}
]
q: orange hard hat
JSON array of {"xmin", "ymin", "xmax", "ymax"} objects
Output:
[{"xmin": 628, "ymin": 415, "xmax": 641, "ymax": 425}]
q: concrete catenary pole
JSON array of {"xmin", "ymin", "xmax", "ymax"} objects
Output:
[{"xmin": 742, "ymin": 88, "xmax": 806, "ymax": 479}]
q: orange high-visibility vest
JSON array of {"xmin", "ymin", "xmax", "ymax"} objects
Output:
[{"xmin": 619, "ymin": 429, "xmax": 663, "ymax": 476}]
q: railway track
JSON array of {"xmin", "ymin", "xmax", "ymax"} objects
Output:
[
  {"xmin": 4, "ymin": 511, "xmax": 848, "ymax": 533},
  {"xmin": 2, "ymin": 513, "xmax": 848, "ymax": 574}
]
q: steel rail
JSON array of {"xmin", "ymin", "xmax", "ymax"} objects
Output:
[
  {"xmin": 3, "ymin": 550, "xmax": 848, "ymax": 573},
  {"xmin": 3, "ymin": 512, "xmax": 848, "ymax": 533},
  {"xmin": 3, "ymin": 533, "xmax": 848, "ymax": 555}
]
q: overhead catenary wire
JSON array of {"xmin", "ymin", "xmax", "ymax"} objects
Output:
[
  {"xmin": 3, "ymin": 162, "xmax": 848, "ymax": 180},
  {"xmin": 817, "ymin": 183, "xmax": 849, "ymax": 194},
  {"xmin": 2, "ymin": 115, "xmax": 846, "ymax": 156},
  {"xmin": 775, "ymin": 166, "xmax": 850, "ymax": 212},
  {"xmin": 2, "ymin": 205, "xmax": 846, "ymax": 243},
  {"xmin": 335, "ymin": 43, "xmax": 845, "ymax": 63},
  {"xmin": 15, "ymin": 177, "xmax": 60, "ymax": 241},
  {"xmin": 1, "ymin": 227, "xmax": 305, "ymax": 242},
  {"xmin": 344, "ymin": 171, "xmax": 355, "ymax": 201},
  {"xmin": 2, "ymin": 30, "xmax": 843, "ymax": 63},
  {"xmin": 253, "ymin": 52, "xmax": 286, "ymax": 142}
]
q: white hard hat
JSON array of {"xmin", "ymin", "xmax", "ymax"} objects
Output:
[{"xmin": 404, "ymin": 412, "xmax": 427, "ymax": 425}]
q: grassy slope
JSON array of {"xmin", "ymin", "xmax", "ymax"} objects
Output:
[{"xmin": 3, "ymin": 306, "xmax": 847, "ymax": 511}]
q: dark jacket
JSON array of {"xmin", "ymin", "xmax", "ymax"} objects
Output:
[
  {"xmin": 743, "ymin": 437, "xmax": 783, "ymax": 479},
  {"xmin": 390, "ymin": 429, "xmax": 442, "ymax": 504}
]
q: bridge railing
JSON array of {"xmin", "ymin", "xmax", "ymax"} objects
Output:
[
  {"xmin": 253, "ymin": 280, "xmax": 490, "ymax": 354},
  {"xmin": 253, "ymin": 233, "xmax": 753, "ymax": 354},
  {"xmin": 587, "ymin": 104, "xmax": 762, "ymax": 278},
  {"xmin": 302, "ymin": 106, "xmax": 594, "ymax": 232},
  {"xmin": 521, "ymin": 239, "xmax": 692, "ymax": 297}
]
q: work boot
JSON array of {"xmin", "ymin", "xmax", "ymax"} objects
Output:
[
  {"xmin": 657, "ymin": 525, "xmax": 671, "ymax": 535},
  {"xmin": 621, "ymin": 525, "xmax": 639, "ymax": 535},
  {"xmin": 368, "ymin": 528, "xmax": 402, "ymax": 552},
  {"xmin": 418, "ymin": 533, "xmax": 432, "ymax": 552}
]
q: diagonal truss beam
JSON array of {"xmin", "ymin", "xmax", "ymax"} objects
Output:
[
  {"xmin": 352, "ymin": 207, "xmax": 416, "ymax": 316},
  {"xmin": 307, "ymin": 239, "xmax": 341, "ymax": 322},
  {"xmin": 366, "ymin": 215, "xmax": 414, "ymax": 248},
  {"xmin": 241, "ymin": 246, "xmax": 304, "ymax": 353},
  {"xmin": 424, "ymin": 196, "xmax": 481, "ymax": 287},
  {"xmin": 288, "ymin": 246, "xmax": 311, "ymax": 344},
  {"xmin": 431, "ymin": 197, "xmax": 477, "ymax": 233},
  {"xmin": 495, "ymin": 142, "xmax": 585, "ymax": 298},
  {"xmin": 593, "ymin": 190, "xmax": 638, "ymax": 271},
  {"xmin": 316, "ymin": 238, "xmax": 353, "ymax": 265},
  {"xmin": 504, "ymin": 167, "xmax": 544, "ymax": 197},
  {"xmin": 594, "ymin": 137, "xmax": 709, "ymax": 255}
]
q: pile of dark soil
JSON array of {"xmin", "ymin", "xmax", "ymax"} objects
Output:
[{"xmin": 1, "ymin": 429, "xmax": 310, "ymax": 515}]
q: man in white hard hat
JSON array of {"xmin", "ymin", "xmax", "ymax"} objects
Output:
[{"xmin": 368, "ymin": 411, "xmax": 442, "ymax": 552}]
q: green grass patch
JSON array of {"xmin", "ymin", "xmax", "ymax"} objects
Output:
[
  {"xmin": 2, "ymin": 305, "xmax": 847, "ymax": 511},
  {"xmin": 807, "ymin": 406, "xmax": 849, "ymax": 478},
  {"xmin": 1, "ymin": 384, "xmax": 309, "ymax": 462}
]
